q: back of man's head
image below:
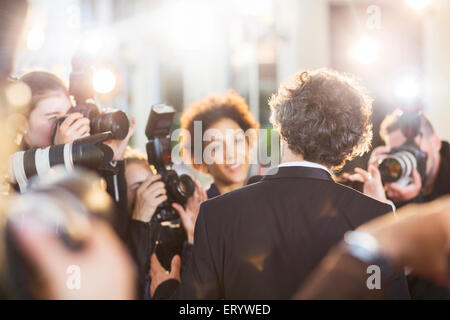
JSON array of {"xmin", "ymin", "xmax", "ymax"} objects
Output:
[{"xmin": 269, "ymin": 69, "xmax": 373, "ymax": 169}]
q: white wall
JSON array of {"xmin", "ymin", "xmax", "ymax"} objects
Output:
[{"xmin": 423, "ymin": 0, "xmax": 450, "ymax": 141}]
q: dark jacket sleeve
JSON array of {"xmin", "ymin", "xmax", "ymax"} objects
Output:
[{"xmin": 153, "ymin": 205, "xmax": 222, "ymax": 299}]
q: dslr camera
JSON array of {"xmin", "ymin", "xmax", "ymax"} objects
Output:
[
  {"xmin": 145, "ymin": 104, "xmax": 195, "ymax": 222},
  {"xmin": 378, "ymin": 111, "xmax": 427, "ymax": 187}
]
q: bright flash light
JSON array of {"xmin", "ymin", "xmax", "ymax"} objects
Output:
[
  {"xmin": 93, "ymin": 69, "xmax": 116, "ymax": 94},
  {"xmin": 166, "ymin": 2, "xmax": 216, "ymax": 50},
  {"xmin": 394, "ymin": 74, "xmax": 421, "ymax": 103},
  {"xmin": 27, "ymin": 28, "xmax": 45, "ymax": 51},
  {"xmin": 405, "ymin": 0, "xmax": 431, "ymax": 10},
  {"xmin": 350, "ymin": 37, "xmax": 379, "ymax": 65}
]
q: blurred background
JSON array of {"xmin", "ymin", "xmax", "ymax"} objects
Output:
[{"xmin": 13, "ymin": 0, "xmax": 450, "ymax": 170}]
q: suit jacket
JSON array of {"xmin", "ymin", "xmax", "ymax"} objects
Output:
[{"xmin": 154, "ymin": 166, "xmax": 410, "ymax": 299}]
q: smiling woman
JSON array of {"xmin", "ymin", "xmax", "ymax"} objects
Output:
[{"xmin": 180, "ymin": 90, "xmax": 260, "ymax": 198}]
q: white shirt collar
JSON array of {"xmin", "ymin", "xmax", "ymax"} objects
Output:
[{"xmin": 278, "ymin": 161, "xmax": 331, "ymax": 174}]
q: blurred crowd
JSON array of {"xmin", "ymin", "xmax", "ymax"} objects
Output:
[{"xmin": 0, "ymin": 0, "xmax": 449, "ymax": 300}]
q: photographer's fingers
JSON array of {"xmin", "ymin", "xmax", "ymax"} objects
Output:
[
  {"xmin": 125, "ymin": 117, "xmax": 136, "ymax": 141},
  {"xmin": 342, "ymin": 172, "xmax": 365, "ymax": 183},
  {"xmin": 411, "ymin": 168, "xmax": 423, "ymax": 189},
  {"xmin": 172, "ymin": 202, "xmax": 187, "ymax": 219},
  {"xmin": 59, "ymin": 113, "xmax": 84, "ymax": 132},
  {"xmin": 195, "ymin": 178, "xmax": 207, "ymax": 203},
  {"xmin": 136, "ymin": 174, "xmax": 161, "ymax": 195},
  {"xmin": 368, "ymin": 164, "xmax": 381, "ymax": 180},
  {"xmin": 354, "ymin": 168, "xmax": 372, "ymax": 181},
  {"xmin": 170, "ymin": 255, "xmax": 181, "ymax": 281},
  {"xmin": 145, "ymin": 181, "xmax": 166, "ymax": 195},
  {"xmin": 369, "ymin": 146, "xmax": 391, "ymax": 166},
  {"xmin": 65, "ymin": 118, "xmax": 90, "ymax": 138}
]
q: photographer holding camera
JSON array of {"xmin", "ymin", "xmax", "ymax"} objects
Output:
[
  {"xmin": 17, "ymin": 71, "xmax": 90, "ymax": 149},
  {"xmin": 12, "ymin": 69, "xmax": 136, "ymax": 240},
  {"xmin": 124, "ymin": 147, "xmax": 205, "ymax": 299},
  {"xmin": 344, "ymin": 109, "xmax": 450, "ymax": 299}
]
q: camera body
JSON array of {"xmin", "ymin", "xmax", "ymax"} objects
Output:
[
  {"xmin": 379, "ymin": 143, "xmax": 427, "ymax": 186},
  {"xmin": 145, "ymin": 104, "xmax": 195, "ymax": 222},
  {"xmin": 52, "ymin": 103, "xmax": 129, "ymax": 143}
]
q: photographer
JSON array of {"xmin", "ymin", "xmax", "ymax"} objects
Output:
[
  {"xmin": 17, "ymin": 71, "xmax": 90, "ymax": 149},
  {"xmin": 124, "ymin": 147, "xmax": 205, "ymax": 299},
  {"xmin": 15, "ymin": 70, "xmax": 136, "ymax": 240},
  {"xmin": 344, "ymin": 109, "xmax": 450, "ymax": 299}
]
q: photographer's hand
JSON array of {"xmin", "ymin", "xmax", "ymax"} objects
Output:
[
  {"xmin": 359, "ymin": 195, "xmax": 450, "ymax": 285},
  {"xmin": 132, "ymin": 174, "xmax": 167, "ymax": 223},
  {"xmin": 342, "ymin": 165, "xmax": 387, "ymax": 203},
  {"xmin": 368, "ymin": 145, "xmax": 391, "ymax": 167},
  {"xmin": 104, "ymin": 116, "xmax": 136, "ymax": 161},
  {"xmin": 12, "ymin": 220, "xmax": 136, "ymax": 300},
  {"xmin": 54, "ymin": 112, "xmax": 90, "ymax": 145},
  {"xmin": 385, "ymin": 168, "xmax": 422, "ymax": 203},
  {"xmin": 150, "ymin": 253, "xmax": 181, "ymax": 298},
  {"xmin": 172, "ymin": 177, "xmax": 207, "ymax": 244}
]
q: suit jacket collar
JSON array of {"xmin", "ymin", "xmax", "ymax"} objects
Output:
[{"xmin": 261, "ymin": 166, "xmax": 334, "ymax": 183}]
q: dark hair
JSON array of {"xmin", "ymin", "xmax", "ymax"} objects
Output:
[
  {"xmin": 19, "ymin": 71, "xmax": 70, "ymax": 115},
  {"xmin": 269, "ymin": 69, "xmax": 373, "ymax": 169},
  {"xmin": 380, "ymin": 109, "xmax": 435, "ymax": 142},
  {"xmin": 180, "ymin": 90, "xmax": 259, "ymax": 168}
]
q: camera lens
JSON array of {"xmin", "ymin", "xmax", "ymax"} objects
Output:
[
  {"xmin": 178, "ymin": 174, "xmax": 195, "ymax": 198},
  {"xmin": 379, "ymin": 150, "xmax": 416, "ymax": 184},
  {"xmin": 93, "ymin": 110, "xmax": 129, "ymax": 140}
]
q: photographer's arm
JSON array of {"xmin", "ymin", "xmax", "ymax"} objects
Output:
[
  {"xmin": 151, "ymin": 206, "xmax": 222, "ymax": 299},
  {"xmin": 295, "ymin": 196, "xmax": 450, "ymax": 299}
]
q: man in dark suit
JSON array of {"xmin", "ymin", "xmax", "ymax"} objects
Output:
[{"xmin": 151, "ymin": 69, "xmax": 410, "ymax": 299}]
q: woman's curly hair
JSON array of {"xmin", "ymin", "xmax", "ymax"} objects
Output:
[
  {"xmin": 180, "ymin": 90, "xmax": 259, "ymax": 168},
  {"xmin": 269, "ymin": 69, "xmax": 373, "ymax": 169}
]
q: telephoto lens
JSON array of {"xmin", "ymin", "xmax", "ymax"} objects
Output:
[
  {"xmin": 378, "ymin": 144, "xmax": 427, "ymax": 187},
  {"xmin": 9, "ymin": 132, "xmax": 114, "ymax": 192},
  {"xmin": 0, "ymin": 168, "xmax": 115, "ymax": 299}
]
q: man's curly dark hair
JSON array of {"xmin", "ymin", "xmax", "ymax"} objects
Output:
[{"xmin": 269, "ymin": 69, "xmax": 373, "ymax": 169}]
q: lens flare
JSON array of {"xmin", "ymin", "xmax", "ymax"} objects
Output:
[
  {"xmin": 405, "ymin": 0, "xmax": 431, "ymax": 10},
  {"xmin": 350, "ymin": 37, "xmax": 379, "ymax": 65},
  {"xmin": 93, "ymin": 69, "xmax": 116, "ymax": 94}
]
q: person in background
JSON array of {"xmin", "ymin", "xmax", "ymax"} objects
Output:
[
  {"xmin": 180, "ymin": 90, "xmax": 259, "ymax": 198},
  {"xmin": 150, "ymin": 69, "xmax": 409, "ymax": 300},
  {"xmin": 343, "ymin": 109, "xmax": 450, "ymax": 299},
  {"xmin": 124, "ymin": 147, "xmax": 205, "ymax": 299}
]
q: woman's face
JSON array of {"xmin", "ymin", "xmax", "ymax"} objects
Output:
[
  {"xmin": 25, "ymin": 90, "xmax": 71, "ymax": 148},
  {"xmin": 202, "ymin": 118, "xmax": 251, "ymax": 186},
  {"xmin": 125, "ymin": 161, "xmax": 153, "ymax": 213}
]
